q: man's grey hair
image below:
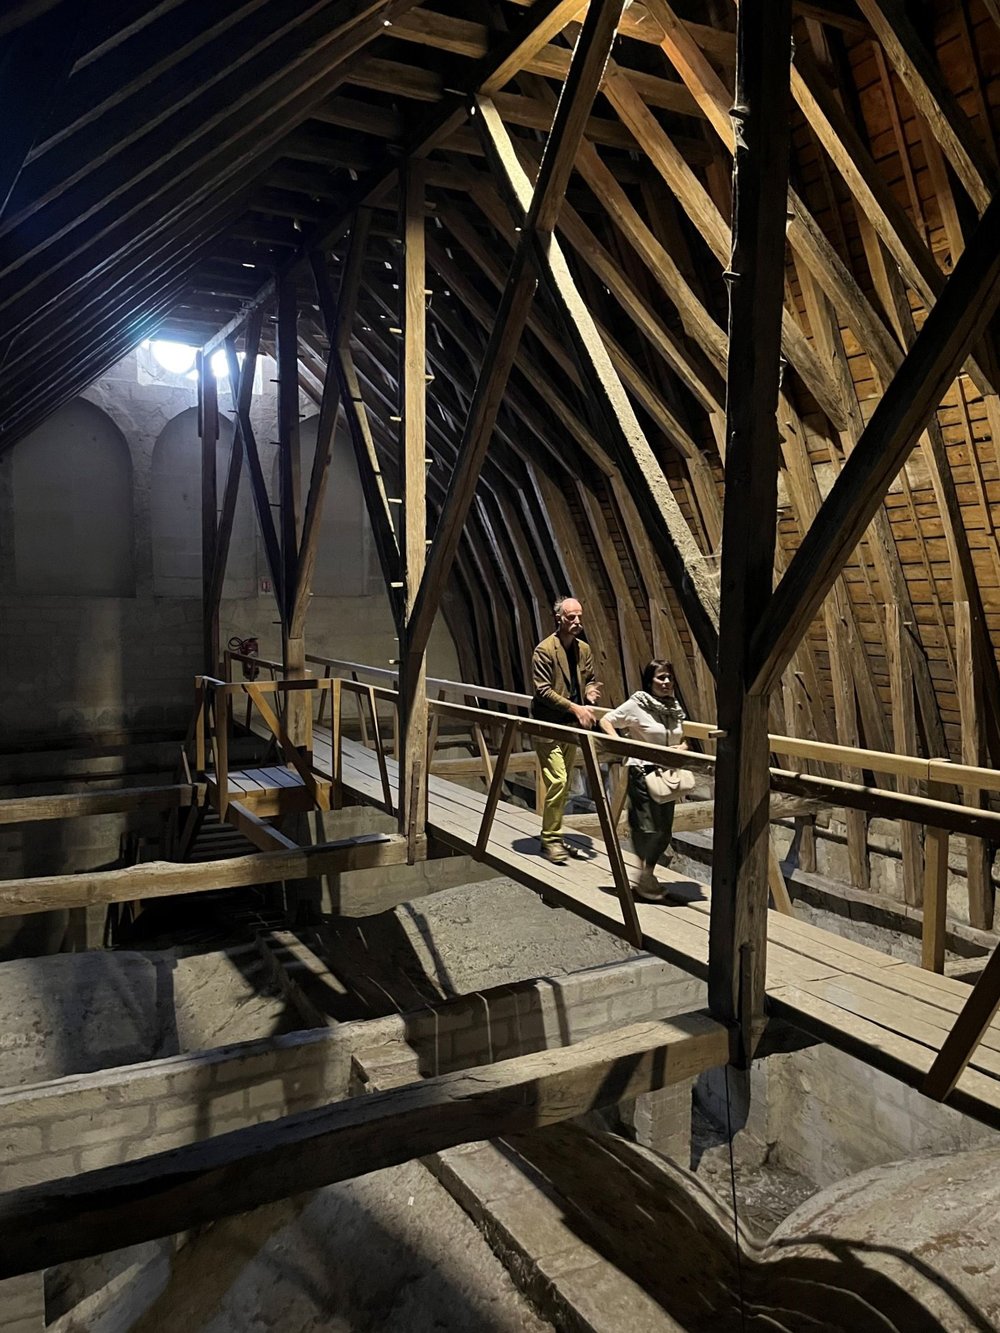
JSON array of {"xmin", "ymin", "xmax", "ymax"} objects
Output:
[{"xmin": 553, "ymin": 595, "xmax": 577, "ymax": 619}]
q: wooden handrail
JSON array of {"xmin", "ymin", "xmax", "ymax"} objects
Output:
[{"xmin": 225, "ymin": 658, "xmax": 1000, "ymax": 794}]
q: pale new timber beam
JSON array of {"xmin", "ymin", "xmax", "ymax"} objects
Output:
[
  {"xmin": 0, "ymin": 1012, "xmax": 729, "ymax": 1279},
  {"xmin": 398, "ymin": 158, "xmax": 429, "ymax": 849},
  {"xmin": 708, "ymin": 0, "xmax": 793, "ymax": 1053},
  {"xmin": 403, "ymin": 0, "xmax": 627, "ymax": 680},
  {"xmin": 751, "ymin": 190, "xmax": 1000, "ymax": 698},
  {"xmin": 476, "ymin": 104, "xmax": 720, "ymax": 668},
  {"xmin": 0, "ymin": 836, "xmax": 408, "ymax": 919},
  {"xmin": 480, "ymin": 0, "xmax": 586, "ymax": 94}
]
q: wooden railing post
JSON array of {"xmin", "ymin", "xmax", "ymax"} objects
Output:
[
  {"xmin": 332, "ymin": 677, "xmax": 343, "ymax": 797},
  {"xmin": 367, "ymin": 685, "xmax": 393, "ymax": 814},
  {"xmin": 581, "ymin": 733, "xmax": 642, "ymax": 946},
  {"xmin": 194, "ymin": 681, "xmax": 206, "ymax": 775},
  {"xmin": 922, "ymin": 781, "xmax": 950, "ymax": 972},
  {"xmin": 476, "ymin": 721, "xmax": 518, "ymax": 858},
  {"xmin": 213, "ymin": 686, "xmax": 229, "ymax": 818}
]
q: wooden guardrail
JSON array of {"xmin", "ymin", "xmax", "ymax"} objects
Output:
[{"xmin": 194, "ymin": 662, "xmax": 1000, "ymax": 1097}]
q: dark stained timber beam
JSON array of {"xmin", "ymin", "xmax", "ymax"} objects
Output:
[
  {"xmin": 225, "ymin": 335, "xmax": 285, "ymax": 619},
  {"xmin": 277, "ymin": 270, "xmax": 301, "ymax": 617},
  {"xmin": 403, "ymin": 0, "xmax": 627, "ymax": 678},
  {"xmin": 309, "ymin": 214, "xmax": 404, "ymax": 623},
  {"xmin": 750, "ymin": 189, "xmax": 1000, "ymax": 698},
  {"xmin": 0, "ymin": 1012, "xmax": 729, "ymax": 1279},
  {"xmin": 289, "ymin": 336, "xmax": 340, "ymax": 639},
  {"xmin": 199, "ymin": 0, "xmax": 617, "ymax": 354},
  {"xmin": 475, "ymin": 100, "xmax": 720, "ymax": 668},
  {"xmin": 708, "ymin": 0, "xmax": 793, "ymax": 1053},
  {"xmin": 0, "ymin": 0, "xmax": 86, "ymax": 218},
  {"xmin": 198, "ymin": 348, "xmax": 220, "ymax": 674}
]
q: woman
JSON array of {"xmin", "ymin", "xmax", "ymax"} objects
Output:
[{"xmin": 598, "ymin": 660, "xmax": 687, "ymax": 901}]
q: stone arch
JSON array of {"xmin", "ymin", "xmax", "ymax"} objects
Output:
[
  {"xmin": 10, "ymin": 398, "xmax": 135, "ymax": 596},
  {"xmin": 150, "ymin": 407, "xmax": 255, "ymax": 598}
]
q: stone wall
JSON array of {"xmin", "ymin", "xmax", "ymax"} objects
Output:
[
  {"xmin": 697, "ymin": 1041, "xmax": 994, "ymax": 1193},
  {"xmin": 0, "ymin": 347, "xmax": 459, "ymax": 749},
  {"xmin": 0, "ymin": 955, "xmax": 705, "ymax": 1191}
]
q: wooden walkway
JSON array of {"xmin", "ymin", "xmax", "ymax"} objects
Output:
[{"xmin": 296, "ymin": 725, "xmax": 1000, "ymax": 1129}]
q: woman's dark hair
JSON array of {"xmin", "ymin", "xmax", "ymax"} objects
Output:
[{"xmin": 641, "ymin": 659, "xmax": 674, "ymax": 694}]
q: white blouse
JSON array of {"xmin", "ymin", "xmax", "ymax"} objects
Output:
[{"xmin": 602, "ymin": 694, "xmax": 685, "ymax": 766}]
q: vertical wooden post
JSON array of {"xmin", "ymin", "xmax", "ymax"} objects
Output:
[
  {"xmin": 198, "ymin": 351, "xmax": 219, "ymax": 675},
  {"xmin": 277, "ymin": 274, "xmax": 309, "ymax": 753},
  {"xmin": 330, "ymin": 676, "xmax": 343, "ymax": 810},
  {"xmin": 825, "ymin": 605, "xmax": 869, "ymax": 890},
  {"xmin": 955, "ymin": 601, "xmax": 995, "ymax": 929},
  {"xmin": 922, "ymin": 787, "xmax": 949, "ymax": 973},
  {"xmin": 886, "ymin": 603, "xmax": 923, "ymax": 906},
  {"xmin": 277, "ymin": 272, "xmax": 302, "ymax": 593},
  {"xmin": 708, "ymin": 0, "xmax": 793, "ymax": 1062},
  {"xmin": 398, "ymin": 159, "xmax": 429, "ymax": 854}
]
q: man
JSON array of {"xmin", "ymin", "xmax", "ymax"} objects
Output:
[{"xmin": 531, "ymin": 595, "xmax": 602, "ymax": 863}]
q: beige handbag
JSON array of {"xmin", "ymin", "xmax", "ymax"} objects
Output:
[{"xmin": 645, "ymin": 766, "xmax": 696, "ymax": 804}]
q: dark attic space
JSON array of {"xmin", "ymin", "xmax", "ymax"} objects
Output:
[{"xmin": 2, "ymin": 1, "xmax": 1000, "ymax": 1330}]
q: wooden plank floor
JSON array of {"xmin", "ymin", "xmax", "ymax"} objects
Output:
[{"xmin": 276, "ymin": 723, "xmax": 1000, "ymax": 1129}]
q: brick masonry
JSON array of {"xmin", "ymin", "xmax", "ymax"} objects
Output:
[{"xmin": 0, "ymin": 956, "xmax": 707, "ymax": 1192}]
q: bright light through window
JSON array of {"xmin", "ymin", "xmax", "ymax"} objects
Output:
[
  {"xmin": 211, "ymin": 349, "xmax": 230, "ymax": 381},
  {"xmin": 150, "ymin": 340, "xmax": 196, "ymax": 375}
]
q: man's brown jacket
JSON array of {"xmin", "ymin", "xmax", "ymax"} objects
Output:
[{"xmin": 530, "ymin": 632, "xmax": 595, "ymax": 724}]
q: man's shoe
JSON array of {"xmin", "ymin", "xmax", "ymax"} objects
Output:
[
  {"xmin": 540, "ymin": 841, "xmax": 569, "ymax": 865},
  {"xmin": 634, "ymin": 867, "xmax": 668, "ymax": 902}
]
